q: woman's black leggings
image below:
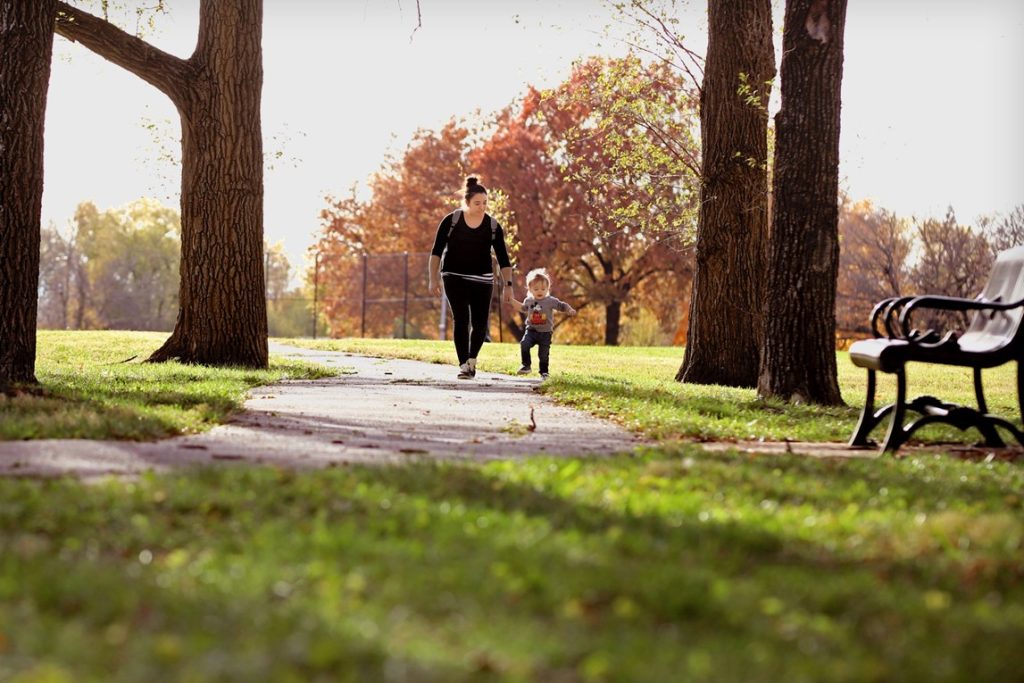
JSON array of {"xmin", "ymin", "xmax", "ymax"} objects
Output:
[{"xmin": 443, "ymin": 275, "xmax": 492, "ymax": 364}]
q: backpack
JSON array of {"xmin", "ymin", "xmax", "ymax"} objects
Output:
[{"xmin": 448, "ymin": 209, "xmax": 498, "ymax": 241}]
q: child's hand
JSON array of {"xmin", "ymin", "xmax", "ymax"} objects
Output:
[{"xmin": 569, "ymin": 309, "xmax": 578, "ymax": 317}]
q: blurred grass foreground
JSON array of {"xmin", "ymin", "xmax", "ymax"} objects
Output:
[{"xmin": 0, "ymin": 332, "xmax": 1021, "ymax": 682}]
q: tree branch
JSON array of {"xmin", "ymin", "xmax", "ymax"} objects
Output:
[
  {"xmin": 54, "ymin": 1, "xmax": 192, "ymax": 106},
  {"xmin": 577, "ymin": 257, "xmax": 598, "ymax": 283},
  {"xmin": 609, "ymin": 0, "xmax": 706, "ymax": 94}
]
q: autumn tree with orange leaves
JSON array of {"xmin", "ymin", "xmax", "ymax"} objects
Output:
[
  {"xmin": 316, "ymin": 56, "xmax": 698, "ymax": 346},
  {"xmin": 315, "ymin": 121, "xmax": 472, "ymax": 337},
  {"xmin": 473, "ymin": 56, "xmax": 700, "ymax": 345},
  {"xmin": 316, "ymin": 122, "xmax": 518, "ymax": 339}
]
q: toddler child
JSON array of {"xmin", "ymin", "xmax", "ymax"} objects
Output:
[{"xmin": 510, "ymin": 268, "xmax": 576, "ymax": 378}]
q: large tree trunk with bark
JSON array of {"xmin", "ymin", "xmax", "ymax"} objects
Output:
[
  {"xmin": 605, "ymin": 301, "xmax": 622, "ymax": 346},
  {"xmin": 0, "ymin": 0, "xmax": 56, "ymax": 388},
  {"xmin": 757, "ymin": 0, "xmax": 847, "ymax": 405},
  {"xmin": 55, "ymin": 0, "xmax": 268, "ymax": 368},
  {"xmin": 677, "ymin": 0, "xmax": 774, "ymax": 386}
]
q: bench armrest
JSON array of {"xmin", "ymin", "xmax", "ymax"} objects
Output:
[
  {"xmin": 898, "ymin": 294, "xmax": 1024, "ymax": 339},
  {"xmin": 869, "ymin": 296, "xmax": 924, "ymax": 339},
  {"xmin": 869, "ymin": 297, "xmax": 911, "ymax": 338}
]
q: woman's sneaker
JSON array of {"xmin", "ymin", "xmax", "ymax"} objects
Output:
[
  {"xmin": 457, "ymin": 363, "xmax": 474, "ymax": 379},
  {"xmin": 516, "ymin": 366, "xmax": 532, "ymax": 375}
]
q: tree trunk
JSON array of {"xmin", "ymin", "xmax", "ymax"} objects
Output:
[
  {"xmin": 0, "ymin": 0, "xmax": 56, "ymax": 388},
  {"xmin": 605, "ymin": 301, "xmax": 621, "ymax": 346},
  {"xmin": 677, "ymin": 0, "xmax": 774, "ymax": 386},
  {"xmin": 55, "ymin": 0, "xmax": 268, "ymax": 367},
  {"xmin": 152, "ymin": 2, "xmax": 267, "ymax": 365},
  {"xmin": 757, "ymin": 0, "xmax": 847, "ymax": 405}
]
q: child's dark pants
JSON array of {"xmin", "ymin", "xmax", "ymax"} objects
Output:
[{"xmin": 521, "ymin": 329, "xmax": 552, "ymax": 373}]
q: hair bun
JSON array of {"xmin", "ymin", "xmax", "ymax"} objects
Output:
[{"xmin": 462, "ymin": 175, "xmax": 488, "ymax": 202}]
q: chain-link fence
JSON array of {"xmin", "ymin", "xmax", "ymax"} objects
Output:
[
  {"xmin": 299, "ymin": 251, "xmax": 511, "ymax": 341},
  {"xmin": 39, "ymin": 251, "xmax": 513, "ymax": 340}
]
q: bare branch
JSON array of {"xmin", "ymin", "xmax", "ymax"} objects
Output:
[
  {"xmin": 592, "ymin": 27, "xmax": 701, "ymax": 96},
  {"xmin": 605, "ymin": 0, "xmax": 706, "ymax": 93},
  {"xmin": 403, "ymin": 0, "xmax": 424, "ymax": 43},
  {"xmin": 54, "ymin": 1, "xmax": 191, "ymax": 105},
  {"xmin": 627, "ymin": 110, "xmax": 701, "ymax": 176}
]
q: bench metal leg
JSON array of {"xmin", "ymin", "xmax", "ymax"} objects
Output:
[
  {"xmin": 1018, "ymin": 361, "xmax": 1024, "ymax": 426},
  {"xmin": 975, "ymin": 418, "xmax": 1007, "ymax": 447},
  {"xmin": 851, "ymin": 363, "xmax": 1024, "ymax": 456},
  {"xmin": 974, "ymin": 367, "xmax": 988, "ymax": 414},
  {"xmin": 881, "ymin": 370, "xmax": 909, "ymax": 454},
  {"xmin": 849, "ymin": 370, "xmax": 880, "ymax": 448},
  {"xmin": 986, "ymin": 415, "xmax": 1024, "ymax": 447}
]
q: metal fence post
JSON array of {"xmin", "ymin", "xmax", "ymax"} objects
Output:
[
  {"xmin": 361, "ymin": 253, "xmax": 368, "ymax": 338},
  {"xmin": 402, "ymin": 252, "xmax": 409, "ymax": 339},
  {"xmin": 312, "ymin": 251, "xmax": 321, "ymax": 339}
]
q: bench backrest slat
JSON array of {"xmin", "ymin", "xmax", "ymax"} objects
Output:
[{"xmin": 960, "ymin": 246, "xmax": 1024, "ymax": 355}]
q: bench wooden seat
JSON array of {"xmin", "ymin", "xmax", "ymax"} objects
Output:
[{"xmin": 848, "ymin": 245, "xmax": 1024, "ymax": 453}]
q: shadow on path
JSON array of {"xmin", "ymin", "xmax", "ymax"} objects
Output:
[{"xmin": 0, "ymin": 343, "xmax": 645, "ymax": 477}]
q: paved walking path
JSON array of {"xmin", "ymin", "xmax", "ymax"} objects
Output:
[{"xmin": 0, "ymin": 343, "xmax": 646, "ymax": 478}]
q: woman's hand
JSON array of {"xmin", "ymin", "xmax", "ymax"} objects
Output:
[
  {"xmin": 502, "ymin": 287, "xmax": 513, "ymax": 304},
  {"xmin": 429, "ymin": 278, "xmax": 441, "ymax": 297}
]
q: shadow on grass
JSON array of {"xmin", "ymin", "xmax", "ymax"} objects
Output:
[
  {"xmin": 4, "ymin": 361, "xmax": 328, "ymax": 441},
  {"xmin": 553, "ymin": 375, "xmax": 859, "ymax": 439},
  {"xmin": 2, "ymin": 450, "xmax": 1023, "ymax": 681}
]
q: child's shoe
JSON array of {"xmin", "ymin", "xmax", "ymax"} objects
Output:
[
  {"xmin": 540, "ymin": 372, "xmax": 549, "ymax": 379},
  {"xmin": 516, "ymin": 366, "xmax": 532, "ymax": 375}
]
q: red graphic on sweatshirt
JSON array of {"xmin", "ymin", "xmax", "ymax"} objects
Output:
[{"xmin": 529, "ymin": 309, "xmax": 547, "ymax": 325}]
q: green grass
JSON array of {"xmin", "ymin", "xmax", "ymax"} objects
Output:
[
  {"xmin": 3, "ymin": 333, "xmax": 1023, "ymax": 681},
  {"xmin": 0, "ymin": 331, "xmax": 335, "ymax": 440},
  {"xmin": 283, "ymin": 338, "xmax": 1022, "ymax": 446},
  {"xmin": 1, "ymin": 450, "xmax": 1021, "ymax": 682}
]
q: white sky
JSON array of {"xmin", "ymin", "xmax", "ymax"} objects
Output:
[{"xmin": 42, "ymin": 1, "xmax": 1024, "ymax": 281}]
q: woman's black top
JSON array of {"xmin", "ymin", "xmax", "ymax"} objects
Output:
[{"xmin": 430, "ymin": 212, "xmax": 512, "ymax": 284}]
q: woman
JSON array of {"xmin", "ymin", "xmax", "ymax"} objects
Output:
[{"xmin": 429, "ymin": 176, "xmax": 514, "ymax": 379}]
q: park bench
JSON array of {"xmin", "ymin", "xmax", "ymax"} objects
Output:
[{"xmin": 848, "ymin": 245, "xmax": 1024, "ymax": 454}]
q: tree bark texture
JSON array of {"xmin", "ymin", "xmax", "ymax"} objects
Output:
[
  {"xmin": 678, "ymin": 0, "xmax": 774, "ymax": 387},
  {"xmin": 0, "ymin": 0, "xmax": 56, "ymax": 387},
  {"xmin": 55, "ymin": 0, "xmax": 268, "ymax": 367},
  {"xmin": 757, "ymin": 0, "xmax": 847, "ymax": 405}
]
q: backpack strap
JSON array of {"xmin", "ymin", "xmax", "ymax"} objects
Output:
[
  {"xmin": 448, "ymin": 209, "xmax": 498, "ymax": 240},
  {"xmin": 447, "ymin": 209, "xmax": 462, "ymax": 239}
]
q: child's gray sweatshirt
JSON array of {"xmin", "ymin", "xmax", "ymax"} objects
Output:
[{"xmin": 521, "ymin": 296, "xmax": 574, "ymax": 333}]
